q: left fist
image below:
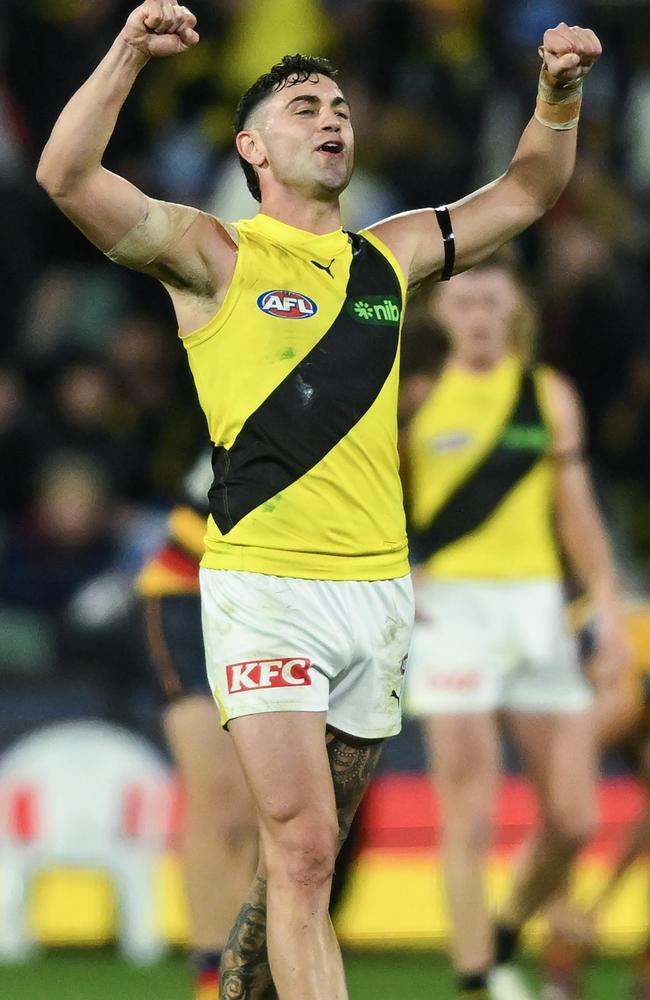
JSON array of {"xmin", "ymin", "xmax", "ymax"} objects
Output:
[{"xmin": 541, "ymin": 23, "xmax": 602, "ymax": 85}]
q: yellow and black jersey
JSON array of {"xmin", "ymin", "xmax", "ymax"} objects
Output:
[
  {"xmin": 180, "ymin": 213, "xmax": 409, "ymax": 581},
  {"xmin": 407, "ymin": 354, "xmax": 561, "ymax": 579}
]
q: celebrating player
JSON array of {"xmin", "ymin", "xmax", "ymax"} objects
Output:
[{"xmin": 37, "ymin": 5, "xmax": 602, "ymax": 997}]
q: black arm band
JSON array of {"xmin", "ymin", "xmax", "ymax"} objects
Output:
[{"xmin": 434, "ymin": 205, "xmax": 455, "ymax": 281}]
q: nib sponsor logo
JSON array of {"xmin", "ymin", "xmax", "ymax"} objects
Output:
[{"xmin": 226, "ymin": 657, "xmax": 312, "ymax": 693}]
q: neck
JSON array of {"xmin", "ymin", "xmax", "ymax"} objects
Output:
[
  {"xmin": 260, "ymin": 188, "xmax": 342, "ymax": 234},
  {"xmin": 451, "ymin": 351, "xmax": 505, "ymax": 374}
]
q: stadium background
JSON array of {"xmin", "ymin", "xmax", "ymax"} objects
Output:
[{"xmin": 1, "ymin": 0, "xmax": 650, "ymax": 997}]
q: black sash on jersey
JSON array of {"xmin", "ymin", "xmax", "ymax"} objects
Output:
[
  {"xmin": 209, "ymin": 234, "xmax": 402, "ymax": 534},
  {"xmin": 413, "ymin": 369, "xmax": 549, "ymax": 561}
]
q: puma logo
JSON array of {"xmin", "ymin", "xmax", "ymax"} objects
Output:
[
  {"xmin": 390, "ymin": 689, "xmax": 400, "ymax": 704},
  {"xmin": 310, "ymin": 257, "xmax": 335, "ymax": 278}
]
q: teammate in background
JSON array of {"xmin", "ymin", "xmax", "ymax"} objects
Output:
[
  {"xmin": 37, "ymin": 5, "xmax": 602, "ymax": 997},
  {"xmin": 540, "ymin": 597, "xmax": 650, "ymax": 1000},
  {"xmin": 401, "ymin": 259, "xmax": 630, "ymax": 1000},
  {"xmin": 137, "ymin": 449, "xmax": 256, "ymax": 1000}
]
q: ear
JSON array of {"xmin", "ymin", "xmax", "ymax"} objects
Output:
[{"xmin": 235, "ymin": 129, "xmax": 267, "ymax": 170}]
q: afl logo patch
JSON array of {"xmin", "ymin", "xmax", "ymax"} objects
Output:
[{"xmin": 257, "ymin": 290, "xmax": 318, "ymax": 319}]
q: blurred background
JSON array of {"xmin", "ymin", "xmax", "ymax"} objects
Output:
[{"xmin": 1, "ymin": 0, "xmax": 650, "ymax": 997}]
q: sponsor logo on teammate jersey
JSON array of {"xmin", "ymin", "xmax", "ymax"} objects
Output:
[
  {"xmin": 428, "ymin": 432, "xmax": 473, "ymax": 453},
  {"xmin": 500, "ymin": 423, "xmax": 550, "ymax": 452},
  {"xmin": 257, "ymin": 290, "xmax": 318, "ymax": 319},
  {"xmin": 347, "ymin": 295, "xmax": 400, "ymax": 325},
  {"xmin": 226, "ymin": 657, "xmax": 312, "ymax": 693}
]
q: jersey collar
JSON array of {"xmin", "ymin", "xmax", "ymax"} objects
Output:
[{"xmin": 252, "ymin": 212, "xmax": 349, "ymax": 257}]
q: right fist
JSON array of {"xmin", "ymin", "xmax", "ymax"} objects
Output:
[{"xmin": 121, "ymin": 2, "xmax": 199, "ymax": 58}]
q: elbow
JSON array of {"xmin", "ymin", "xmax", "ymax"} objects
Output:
[
  {"xmin": 36, "ymin": 158, "xmax": 69, "ymax": 200},
  {"xmin": 36, "ymin": 146, "xmax": 86, "ymax": 200}
]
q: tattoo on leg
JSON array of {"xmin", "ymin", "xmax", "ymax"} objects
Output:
[
  {"xmin": 220, "ymin": 875, "xmax": 277, "ymax": 1000},
  {"xmin": 220, "ymin": 734, "xmax": 382, "ymax": 1000},
  {"xmin": 326, "ymin": 732, "xmax": 383, "ymax": 844}
]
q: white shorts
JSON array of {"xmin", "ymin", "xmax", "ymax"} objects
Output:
[
  {"xmin": 405, "ymin": 578, "xmax": 592, "ymax": 716},
  {"xmin": 200, "ymin": 568, "xmax": 414, "ymax": 740}
]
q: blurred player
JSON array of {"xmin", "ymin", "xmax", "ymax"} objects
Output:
[
  {"xmin": 37, "ymin": 4, "xmax": 602, "ymax": 996},
  {"xmin": 402, "ymin": 259, "xmax": 630, "ymax": 1000},
  {"xmin": 540, "ymin": 597, "xmax": 650, "ymax": 1000},
  {"xmin": 137, "ymin": 449, "xmax": 256, "ymax": 1000}
]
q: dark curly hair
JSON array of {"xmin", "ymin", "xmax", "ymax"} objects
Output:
[{"xmin": 233, "ymin": 53, "xmax": 339, "ymax": 203}]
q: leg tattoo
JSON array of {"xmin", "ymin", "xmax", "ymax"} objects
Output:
[
  {"xmin": 326, "ymin": 731, "xmax": 383, "ymax": 844},
  {"xmin": 220, "ymin": 875, "xmax": 275, "ymax": 1000},
  {"xmin": 220, "ymin": 734, "xmax": 383, "ymax": 1000}
]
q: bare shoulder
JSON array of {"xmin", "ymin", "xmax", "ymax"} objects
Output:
[{"xmin": 364, "ymin": 209, "xmax": 443, "ymax": 286}]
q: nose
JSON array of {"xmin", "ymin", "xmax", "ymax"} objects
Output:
[{"xmin": 320, "ymin": 113, "xmax": 342, "ymax": 133}]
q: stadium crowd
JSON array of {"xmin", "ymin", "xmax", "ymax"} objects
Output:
[{"xmin": 0, "ymin": 0, "xmax": 649, "ymax": 730}]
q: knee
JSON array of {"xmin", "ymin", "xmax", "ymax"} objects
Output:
[
  {"xmin": 264, "ymin": 811, "xmax": 339, "ymax": 890},
  {"xmin": 184, "ymin": 778, "xmax": 256, "ymax": 849},
  {"xmin": 544, "ymin": 801, "xmax": 599, "ymax": 849}
]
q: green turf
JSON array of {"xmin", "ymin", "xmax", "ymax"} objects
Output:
[{"xmin": 0, "ymin": 951, "xmax": 634, "ymax": 999}]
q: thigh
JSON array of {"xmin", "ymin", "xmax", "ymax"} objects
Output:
[
  {"xmin": 229, "ymin": 710, "xmax": 338, "ymax": 837},
  {"xmin": 506, "ymin": 711, "xmax": 598, "ymax": 822},
  {"xmin": 142, "ymin": 593, "xmax": 207, "ymax": 700},
  {"xmin": 427, "ymin": 713, "xmax": 501, "ymax": 815},
  {"xmin": 164, "ymin": 694, "xmax": 252, "ymax": 815}
]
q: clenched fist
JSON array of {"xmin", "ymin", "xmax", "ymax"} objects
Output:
[
  {"xmin": 121, "ymin": 2, "xmax": 199, "ymax": 59},
  {"xmin": 541, "ymin": 23, "xmax": 601, "ymax": 86}
]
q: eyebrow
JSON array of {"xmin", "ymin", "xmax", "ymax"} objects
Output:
[{"xmin": 284, "ymin": 94, "xmax": 351, "ymax": 111}]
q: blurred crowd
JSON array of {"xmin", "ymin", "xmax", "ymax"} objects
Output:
[{"xmin": 0, "ymin": 0, "xmax": 649, "ymax": 743}]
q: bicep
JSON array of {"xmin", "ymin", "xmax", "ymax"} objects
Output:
[
  {"xmin": 50, "ymin": 166, "xmax": 149, "ymax": 253},
  {"xmin": 52, "ymin": 167, "xmax": 221, "ymax": 292},
  {"xmin": 369, "ymin": 172, "xmax": 542, "ymax": 287}
]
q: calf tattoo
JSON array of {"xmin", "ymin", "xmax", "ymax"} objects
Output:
[
  {"xmin": 220, "ymin": 875, "xmax": 275, "ymax": 1000},
  {"xmin": 219, "ymin": 733, "xmax": 383, "ymax": 1000}
]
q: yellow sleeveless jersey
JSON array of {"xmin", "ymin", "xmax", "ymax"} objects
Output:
[
  {"xmin": 181, "ymin": 213, "xmax": 409, "ymax": 581},
  {"xmin": 407, "ymin": 354, "xmax": 561, "ymax": 579}
]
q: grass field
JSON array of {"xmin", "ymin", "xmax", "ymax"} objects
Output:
[{"xmin": 0, "ymin": 951, "xmax": 635, "ymax": 999}]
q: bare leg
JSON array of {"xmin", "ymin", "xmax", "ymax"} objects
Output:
[
  {"xmin": 164, "ymin": 695, "xmax": 257, "ymax": 952},
  {"xmin": 220, "ymin": 725, "xmax": 382, "ymax": 1000},
  {"xmin": 499, "ymin": 711, "xmax": 598, "ymax": 929},
  {"xmin": 425, "ymin": 713, "xmax": 501, "ymax": 976}
]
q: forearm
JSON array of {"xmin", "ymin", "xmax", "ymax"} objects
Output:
[
  {"xmin": 37, "ymin": 36, "xmax": 148, "ymax": 196},
  {"xmin": 503, "ymin": 114, "xmax": 577, "ymax": 216},
  {"xmin": 557, "ymin": 473, "xmax": 620, "ymax": 614}
]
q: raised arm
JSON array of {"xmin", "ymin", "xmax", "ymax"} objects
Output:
[
  {"xmin": 36, "ymin": 3, "xmax": 233, "ymax": 299},
  {"xmin": 369, "ymin": 24, "xmax": 601, "ymax": 285}
]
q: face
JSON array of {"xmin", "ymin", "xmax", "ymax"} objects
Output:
[
  {"xmin": 432, "ymin": 267, "xmax": 519, "ymax": 364},
  {"xmin": 238, "ymin": 74, "xmax": 354, "ymax": 201}
]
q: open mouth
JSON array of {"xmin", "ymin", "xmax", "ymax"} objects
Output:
[{"xmin": 316, "ymin": 141, "xmax": 344, "ymax": 157}]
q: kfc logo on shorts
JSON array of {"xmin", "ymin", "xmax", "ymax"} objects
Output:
[
  {"xmin": 257, "ymin": 290, "xmax": 318, "ymax": 319},
  {"xmin": 226, "ymin": 657, "xmax": 312, "ymax": 693},
  {"xmin": 427, "ymin": 670, "xmax": 480, "ymax": 691}
]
